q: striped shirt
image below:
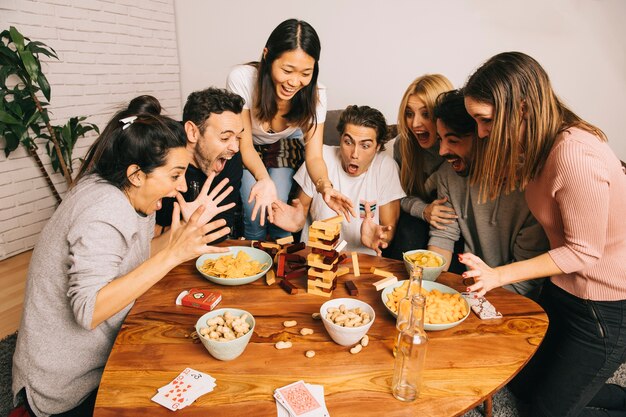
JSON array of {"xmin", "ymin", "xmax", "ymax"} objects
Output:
[{"xmin": 526, "ymin": 127, "xmax": 626, "ymax": 301}]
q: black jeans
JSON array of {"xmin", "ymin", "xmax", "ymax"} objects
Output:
[
  {"xmin": 509, "ymin": 280, "xmax": 626, "ymax": 417},
  {"xmin": 22, "ymin": 388, "xmax": 97, "ymax": 417}
]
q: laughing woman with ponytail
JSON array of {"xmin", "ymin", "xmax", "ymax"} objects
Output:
[{"xmin": 12, "ymin": 96, "xmax": 230, "ymax": 417}]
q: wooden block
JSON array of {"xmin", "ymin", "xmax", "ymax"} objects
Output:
[
  {"xmin": 321, "ymin": 214, "xmax": 344, "ymax": 224},
  {"xmin": 309, "ymin": 228, "xmax": 340, "ymax": 242},
  {"xmin": 308, "ymin": 268, "xmax": 338, "ymax": 281},
  {"xmin": 307, "ymin": 286, "xmax": 333, "ymax": 298},
  {"xmin": 311, "ymin": 247, "xmax": 338, "ymax": 258},
  {"xmin": 284, "ymin": 267, "xmax": 307, "ymax": 280},
  {"xmin": 284, "ymin": 253, "xmax": 306, "ymax": 264},
  {"xmin": 311, "ymin": 220, "xmax": 341, "ymax": 234},
  {"xmin": 276, "ymin": 235, "xmax": 294, "ymax": 245},
  {"xmin": 273, "ymin": 248, "xmax": 287, "ymax": 264},
  {"xmin": 351, "ymin": 252, "xmax": 360, "ymax": 277},
  {"xmin": 306, "ymin": 253, "xmax": 338, "ymax": 271},
  {"xmin": 261, "ymin": 242, "xmax": 281, "ymax": 250},
  {"xmin": 286, "ymin": 242, "xmax": 306, "ymax": 253},
  {"xmin": 373, "ymin": 276, "xmax": 398, "ymax": 291},
  {"xmin": 279, "ymin": 279, "xmax": 298, "ymax": 294},
  {"xmin": 308, "ymin": 240, "xmax": 337, "ymax": 251},
  {"xmin": 276, "ymin": 254, "xmax": 287, "ymax": 278},
  {"xmin": 307, "ymin": 277, "xmax": 337, "ymax": 290},
  {"xmin": 370, "ymin": 267, "xmax": 395, "ymax": 278},
  {"xmin": 336, "ymin": 266, "xmax": 349, "ymax": 277},
  {"xmin": 345, "ymin": 280, "xmax": 359, "ymax": 296},
  {"xmin": 335, "ymin": 240, "xmax": 348, "ymax": 252},
  {"xmin": 265, "ymin": 269, "xmax": 276, "ymax": 286}
]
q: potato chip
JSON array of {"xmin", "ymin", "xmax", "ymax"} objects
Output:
[
  {"xmin": 386, "ymin": 281, "xmax": 468, "ymax": 324},
  {"xmin": 405, "ymin": 251, "xmax": 444, "ymax": 268},
  {"xmin": 199, "ymin": 251, "xmax": 267, "ymax": 278}
]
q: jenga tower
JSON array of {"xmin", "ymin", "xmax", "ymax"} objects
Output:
[{"xmin": 306, "ymin": 216, "xmax": 343, "ymax": 297}]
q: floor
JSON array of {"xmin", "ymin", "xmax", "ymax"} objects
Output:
[{"xmin": 0, "ymin": 250, "xmax": 30, "ymax": 339}]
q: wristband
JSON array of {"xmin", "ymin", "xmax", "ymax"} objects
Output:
[{"xmin": 315, "ymin": 177, "xmax": 333, "ymax": 193}]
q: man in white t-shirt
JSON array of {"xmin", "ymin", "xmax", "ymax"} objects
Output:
[{"xmin": 270, "ymin": 105, "xmax": 406, "ymax": 255}]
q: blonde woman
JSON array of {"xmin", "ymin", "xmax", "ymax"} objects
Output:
[
  {"xmin": 461, "ymin": 51, "xmax": 626, "ymax": 417},
  {"xmin": 384, "ymin": 74, "xmax": 457, "ymax": 260}
]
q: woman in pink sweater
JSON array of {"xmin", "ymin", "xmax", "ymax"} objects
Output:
[{"xmin": 461, "ymin": 52, "xmax": 626, "ymax": 417}]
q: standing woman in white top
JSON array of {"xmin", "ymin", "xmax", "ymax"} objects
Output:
[{"xmin": 227, "ymin": 18, "xmax": 354, "ymax": 240}]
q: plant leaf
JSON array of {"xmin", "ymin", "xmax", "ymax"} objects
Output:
[
  {"xmin": 37, "ymin": 71, "xmax": 51, "ymax": 101},
  {"xmin": 9, "ymin": 27, "xmax": 25, "ymax": 52},
  {"xmin": 27, "ymin": 41, "xmax": 58, "ymax": 60},
  {"xmin": 0, "ymin": 110, "xmax": 21, "ymax": 124}
]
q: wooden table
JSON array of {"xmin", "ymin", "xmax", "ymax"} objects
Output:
[{"xmin": 94, "ymin": 244, "xmax": 548, "ymax": 417}]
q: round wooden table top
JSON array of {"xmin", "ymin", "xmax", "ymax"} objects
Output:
[{"xmin": 94, "ymin": 242, "xmax": 548, "ymax": 417}]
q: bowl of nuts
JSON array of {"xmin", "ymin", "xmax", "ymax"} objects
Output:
[
  {"xmin": 320, "ymin": 298, "xmax": 375, "ymax": 346},
  {"xmin": 403, "ymin": 249, "xmax": 447, "ymax": 282},
  {"xmin": 195, "ymin": 308, "xmax": 255, "ymax": 361}
]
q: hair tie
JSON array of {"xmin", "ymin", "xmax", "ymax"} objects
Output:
[{"xmin": 120, "ymin": 116, "xmax": 137, "ymax": 130}]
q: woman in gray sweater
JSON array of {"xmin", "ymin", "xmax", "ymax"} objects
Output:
[{"xmin": 12, "ymin": 96, "xmax": 231, "ymax": 417}]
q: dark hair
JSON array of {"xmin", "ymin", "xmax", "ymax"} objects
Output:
[
  {"xmin": 336, "ymin": 105, "xmax": 389, "ymax": 150},
  {"xmin": 75, "ymin": 95, "xmax": 186, "ymax": 189},
  {"xmin": 183, "ymin": 87, "xmax": 244, "ymax": 134},
  {"xmin": 252, "ymin": 19, "xmax": 321, "ymax": 133},
  {"xmin": 433, "ymin": 89, "xmax": 476, "ymax": 136}
]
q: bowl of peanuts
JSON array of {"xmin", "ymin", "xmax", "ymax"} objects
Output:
[
  {"xmin": 403, "ymin": 249, "xmax": 447, "ymax": 282},
  {"xmin": 195, "ymin": 308, "xmax": 255, "ymax": 361},
  {"xmin": 382, "ymin": 280, "xmax": 470, "ymax": 331},
  {"xmin": 320, "ymin": 298, "xmax": 375, "ymax": 346}
]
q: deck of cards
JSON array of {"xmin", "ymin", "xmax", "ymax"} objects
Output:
[
  {"xmin": 461, "ymin": 292, "xmax": 503, "ymax": 320},
  {"xmin": 151, "ymin": 367, "xmax": 216, "ymax": 411},
  {"xmin": 274, "ymin": 380, "xmax": 329, "ymax": 417}
]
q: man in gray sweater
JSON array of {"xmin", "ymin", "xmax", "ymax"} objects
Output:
[{"xmin": 427, "ymin": 90, "xmax": 548, "ymax": 298}]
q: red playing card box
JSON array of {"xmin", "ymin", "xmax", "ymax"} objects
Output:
[{"xmin": 175, "ymin": 288, "xmax": 222, "ymax": 312}]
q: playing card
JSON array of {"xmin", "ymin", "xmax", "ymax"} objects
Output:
[
  {"xmin": 274, "ymin": 381, "xmax": 327, "ymax": 417},
  {"xmin": 461, "ymin": 292, "xmax": 503, "ymax": 319},
  {"xmin": 152, "ymin": 367, "xmax": 216, "ymax": 410}
]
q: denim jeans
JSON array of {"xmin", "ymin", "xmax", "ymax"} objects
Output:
[
  {"xmin": 509, "ymin": 280, "xmax": 626, "ymax": 417},
  {"xmin": 240, "ymin": 167, "xmax": 294, "ymax": 240}
]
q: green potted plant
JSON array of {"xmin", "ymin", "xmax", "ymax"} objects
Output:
[{"xmin": 0, "ymin": 26, "xmax": 98, "ymax": 204}]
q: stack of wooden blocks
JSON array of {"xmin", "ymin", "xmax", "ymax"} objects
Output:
[{"xmin": 306, "ymin": 216, "xmax": 349, "ymax": 298}]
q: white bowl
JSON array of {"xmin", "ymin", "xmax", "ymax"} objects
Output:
[
  {"xmin": 195, "ymin": 308, "xmax": 255, "ymax": 361},
  {"xmin": 381, "ymin": 280, "xmax": 470, "ymax": 331},
  {"xmin": 403, "ymin": 249, "xmax": 447, "ymax": 282},
  {"xmin": 196, "ymin": 246, "xmax": 272, "ymax": 286},
  {"xmin": 320, "ymin": 298, "xmax": 375, "ymax": 346}
]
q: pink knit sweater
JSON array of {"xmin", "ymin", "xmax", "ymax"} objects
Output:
[{"xmin": 525, "ymin": 127, "xmax": 626, "ymax": 301}]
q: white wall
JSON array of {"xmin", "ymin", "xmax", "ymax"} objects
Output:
[
  {"xmin": 175, "ymin": 0, "xmax": 626, "ymax": 161},
  {"xmin": 0, "ymin": 0, "xmax": 182, "ymax": 260}
]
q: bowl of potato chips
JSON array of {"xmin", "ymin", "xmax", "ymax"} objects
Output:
[
  {"xmin": 381, "ymin": 280, "xmax": 470, "ymax": 331},
  {"xmin": 403, "ymin": 249, "xmax": 446, "ymax": 282},
  {"xmin": 196, "ymin": 246, "xmax": 272, "ymax": 286}
]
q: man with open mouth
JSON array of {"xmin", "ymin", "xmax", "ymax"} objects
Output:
[
  {"xmin": 156, "ymin": 87, "xmax": 245, "ymax": 242},
  {"xmin": 426, "ymin": 89, "xmax": 548, "ymax": 299},
  {"xmin": 270, "ymin": 105, "xmax": 405, "ymax": 255}
]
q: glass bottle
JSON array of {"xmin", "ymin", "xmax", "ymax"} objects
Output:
[
  {"xmin": 391, "ymin": 294, "xmax": 428, "ymax": 402},
  {"xmin": 393, "ymin": 266, "xmax": 423, "ymax": 356}
]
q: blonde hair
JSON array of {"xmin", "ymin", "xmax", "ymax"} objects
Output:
[
  {"xmin": 397, "ymin": 74, "xmax": 454, "ymax": 199},
  {"xmin": 464, "ymin": 52, "xmax": 606, "ymax": 201}
]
